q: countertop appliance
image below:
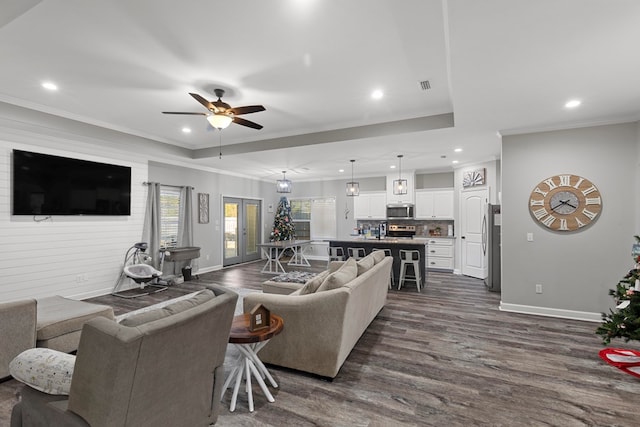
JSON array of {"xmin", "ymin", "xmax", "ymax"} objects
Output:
[
  {"xmin": 387, "ymin": 224, "xmax": 416, "ymax": 239},
  {"xmin": 386, "ymin": 203, "xmax": 414, "ymax": 219},
  {"xmin": 483, "ymin": 204, "xmax": 501, "ymax": 292}
]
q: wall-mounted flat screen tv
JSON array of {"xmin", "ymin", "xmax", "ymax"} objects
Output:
[{"xmin": 12, "ymin": 150, "xmax": 131, "ymax": 216}]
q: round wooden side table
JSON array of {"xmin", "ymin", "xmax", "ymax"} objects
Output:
[{"xmin": 222, "ymin": 313, "xmax": 284, "ymax": 412}]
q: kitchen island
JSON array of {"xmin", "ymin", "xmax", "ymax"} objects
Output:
[{"xmin": 329, "ymin": 238, "xmax": 427, "ymax": 290}]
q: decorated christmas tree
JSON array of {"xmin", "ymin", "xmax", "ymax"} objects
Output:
[
  {"xmin": 270, "ymin": 196, "xmax": 296, "ymax": 241},
  {"xmin": 596, "ymin": 236, "xmax": 640, "ymax": 344}
]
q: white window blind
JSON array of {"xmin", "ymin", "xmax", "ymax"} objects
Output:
[
  {"xmin": 160, "ymin": 186, "xmax": 181, "ymax": 248},
  {"xmin": 310, "ymin": 198, "xmax": 336, "ymax": 239},
  {"xmin": 290, "ymin": 197, "xmax": 336, "ymax": 240}
]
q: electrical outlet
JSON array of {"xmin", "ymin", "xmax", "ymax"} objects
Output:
[
  {"xmin": 75, "ymin": 274, "xmax": 83, "ymax": 283},
  {"xmin": 527, "ymin": 233, "xmax": 534, "ymax": 242},
  {"xmin": 535, "ymin": 284, "xmax": 542, "ymax": 294}
]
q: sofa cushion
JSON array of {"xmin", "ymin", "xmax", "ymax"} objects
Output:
[
  {"xmin": 9, "ymin": 348, "xmax": 75, "ymax": 395},
  {"xmin": 371, "ymin": 250, "xmax": 386, "ymax": 264},
  {"xmin": 36, "ymin": 296, "xmax": 114, "ymax": 341},
  {"xmin": 356, "ymin": 253, "xmax": 375, "ymax": 276},
  {"xmin": 317, "ymin": 258, "xmax": 357, "ymax": 292},
  {"xmin": 299, "ymin": 270, "xmax": 331, "ymax": 295},
  {"xmin": 119, "ymin": 289, "xmax": 215, "ymax": 327}
]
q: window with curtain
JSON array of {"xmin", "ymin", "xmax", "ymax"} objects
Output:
[
  {"xmin": 290, "ymin": 197, "xmax": 336, "ymax": 240},
  {"xmin": 160, "ymin": 186, "xmax": 181, "ymax": 248}
]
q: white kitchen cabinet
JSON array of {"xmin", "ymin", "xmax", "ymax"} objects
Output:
[
  {"xmin": 426, "ymin": 238, "xmax": 454, "ymax": 271},
  {"xmin": 354, "ymin": 192, "xmax": 387, "ymax": 219},
  {"xmin": 415, "ymin": 189, "xmax": 454, "ymax": 219}
]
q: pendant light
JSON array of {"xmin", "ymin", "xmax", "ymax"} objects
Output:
[
  {"xmin": 346, "ymin": 159, "xmax": 360, "ymax": 197},
  {"xmin": 276, "ymin": 171, "xmax": 292, "ymax": 193},
  {"xmin": 393, "ymin": 154, "xmax": 407, "ymax": 195}
]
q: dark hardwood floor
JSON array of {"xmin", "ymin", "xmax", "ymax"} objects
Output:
[{"xmin": 3, "ymin": 260, "xmax": 640, "ymax": 426}]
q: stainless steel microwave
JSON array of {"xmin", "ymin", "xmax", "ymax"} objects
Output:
[{"xmin": 386, "ymin": 204, "xmax": 414, "ymax": 219}]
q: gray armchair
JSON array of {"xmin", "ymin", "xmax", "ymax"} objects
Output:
[
  {"xmin": 0, "ymin": 299, "xmax": 37, "ymax": 379},
  {"xmin": 11, "ymin": 285, "xmax": 238, "ymax": 427}
]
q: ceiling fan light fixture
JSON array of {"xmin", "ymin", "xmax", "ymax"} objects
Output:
[
  {"xmin": 206, "ymin": 113, "xmax": 233, "ymax": 129},
  {"xmin": 393, "ymin": 154, "xmax": 408, "ymax": 195},
  {"xmin": 276, "ymin": 171, "xmax": 292, "ymax": 193},
  {"xmin": 346, "ymin": 159, "xmax": 359, "ymax": 197}
]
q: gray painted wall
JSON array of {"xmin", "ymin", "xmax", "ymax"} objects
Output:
[
  {"xmin": 501, "ymin": 122, "xmax": 639, "ymax": 316},
  {"xmin": 148, "ymin": 161, "xmax": 274, "ymax": 271}
]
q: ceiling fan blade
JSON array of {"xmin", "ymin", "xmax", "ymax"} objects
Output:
[
  {"xmin": 229, "ymin": 105, "xmax": 266, "ymax": 115},
  {"xmin": 162, "ymin": 111, "xmax": 208, "ymax": 115},
  {"xmin": 233, "ymin": 117, "xmax": 263, "ymax": 130},
  {"xmin": 189, "ymin": 93, "xmax": 216, "ymax": 112}
]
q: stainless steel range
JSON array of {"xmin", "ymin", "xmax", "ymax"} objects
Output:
[{"xmin": 386, "ymin": 224, "xmax": 416, "ymax": 239}]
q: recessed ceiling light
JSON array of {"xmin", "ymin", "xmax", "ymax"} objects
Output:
[
  {"xmin": 452, "ymin": 160, "xmax": 459, "ymax": 164},
  {"xmin": 339, "ymin": 169, "xmax": 345, "ymax": 173},
  {"xmin": 371, "ymin": 89, "xmax": 384, "ymax": 100},
  {"xmin": 41, "ymin": 81, "xmax": 58, "ymax": 91},
  {"xmin": 454, "ymin": 148, "xmax": 463, "ymax": 153},
  {"xmin": 390, "ymin": 165, "xmax": 396, "ymax": 169},
  {"xmin": 182, "ymin": 127, "xmax": 191, "ymax": 134},
  {"xmin": 565, "ymin": 99, "xmax": 581, "ymax": 108}
]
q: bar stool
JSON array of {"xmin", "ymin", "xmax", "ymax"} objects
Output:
[
  {"xmin": 347, "ymin": 247, "xmax": 367, "ymax": 261},
  {"xmin": 373, "ymin": 248, "xmax": 394, "ymax": 289},
  {"xmin": 327, "ymin": 246, "xmax": 345, "ymax": 267},
  {"xmin": 398, "ymin": 249, "xmax": 422, "ymax": 292}
]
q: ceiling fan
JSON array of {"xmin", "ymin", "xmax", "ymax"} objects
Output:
[{"xmin": 162, "ymin": 89, "xmax": 265, "ymax": 130}]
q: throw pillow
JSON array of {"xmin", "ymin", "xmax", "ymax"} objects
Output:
[
  {"xmin": 9, "ymin": 348, "xmax": 75, "ymax": 395},
  {"xmin": 299, "ymin": 270, "xmax": 330, "ymax": 295},
  {"xmin": 371, "ymin": 250, "xmax": 386, "ymax": 264},
  {"xmin": 356, "ymin": 254, "xmax": 375, "ymax": 276},
  {"xmin": 317, "ymin": 258, "xmax": 357, "ymax": 292}
]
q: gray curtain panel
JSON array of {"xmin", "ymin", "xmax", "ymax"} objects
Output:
[
  {"xmin": 177, "ymin": 186, "xmax": 196, "ymax": 274},
  {"xmin": 141, "ymin": 182, "xmax": 162, "ymax": 269}
]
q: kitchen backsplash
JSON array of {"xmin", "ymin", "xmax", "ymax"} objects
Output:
[{"xmin": 356, "ymin": 219, "xmax": 454, "ymax": 237}]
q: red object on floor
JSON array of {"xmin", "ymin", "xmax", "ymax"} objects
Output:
[{"xmin": 599, "ymin": 348, "xmax": 640, "ymax": 378}]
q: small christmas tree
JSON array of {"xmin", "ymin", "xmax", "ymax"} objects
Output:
[
  {"xmin": 270, "ymin": 196, "xmax": 296, "ymax": 241},
  {"xmin": 596, "ymin": 236, "xmax": 640, "ymax": 344}
]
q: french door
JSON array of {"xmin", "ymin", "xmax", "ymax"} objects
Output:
[{"xmin": 223, "ymin": 197, "xmax": 261, "ymax": 266}]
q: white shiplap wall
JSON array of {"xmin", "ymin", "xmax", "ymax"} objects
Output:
[{"xmin": 0, "ymin": 140, "xmax": 147, "ymax": 302}]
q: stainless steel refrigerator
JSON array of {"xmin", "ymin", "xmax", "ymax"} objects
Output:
[{"xmin": 483, "ymin": 204, "xmax": 501, "ymax": 292}]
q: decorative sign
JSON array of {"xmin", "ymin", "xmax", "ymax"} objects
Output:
[
  {"xmin": 198, "ymin": 193, "xmax": 209, "ymax": 224},
  {"xmin": 463, "ymin": 168, "xmax": 486, "ymax": 187},
  {"xmin": 249, "ymin": 303, "xmax": 271, "ymax": 332}
]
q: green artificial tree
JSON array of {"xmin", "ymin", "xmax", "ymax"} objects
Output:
[
  {"xmin": 596, "ymin": 235, "xmax": 640, "ymax": 344},
  {"xmin": 269, "ymin": 196, "xmax": 296, "ymax": 242}
]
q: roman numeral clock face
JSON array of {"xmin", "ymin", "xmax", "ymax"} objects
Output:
[{"xmin": 529, "ymin": 175, "xmax": 602, "ymax": 231}]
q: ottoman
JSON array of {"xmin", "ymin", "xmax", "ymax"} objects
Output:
[
  {"xmin": 262, "ymin": 271, "xmax": 318, "ymax": 295},
  {"xmin": 36, "ymin": 296, "xmax": 115, "ymax": 353}
]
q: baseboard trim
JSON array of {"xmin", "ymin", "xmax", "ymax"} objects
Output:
[
  {"xmin": 196, "ymin": 265, "xmax": 223, "ymax": 274},
  {"xmin": 499, "ymin": 302, "xmax": 602, "ymax": 323}
]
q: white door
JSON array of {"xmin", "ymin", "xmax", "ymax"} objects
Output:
[{"xmin": 461, "ymin": 188, "xmax": 488, "ymax": 278}]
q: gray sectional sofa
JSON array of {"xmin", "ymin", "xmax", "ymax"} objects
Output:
[
  {"xmin": 11, "ymin": 285, "xmax": 238, "ymax": 427},
  {"xmin": 244, "ymin": 252, "xmax": 392, "ymax": 378}
]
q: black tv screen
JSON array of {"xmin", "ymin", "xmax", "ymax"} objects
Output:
[{"xmin": 12, "ymin": 150, "xmax": 131, "ymax": 216}]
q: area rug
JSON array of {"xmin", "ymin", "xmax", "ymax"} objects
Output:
[{"xmin": 598, "ymin": 348, "xmax": 640, "ymax": 378}]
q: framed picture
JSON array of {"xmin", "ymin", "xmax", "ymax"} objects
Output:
[
  {"xmin": 463, "ymin": 168, "xmax": 486, "ymax": 187},
  {"xmin": 198, "ymin": 193, "xmax": 209, "ymax": 224}
]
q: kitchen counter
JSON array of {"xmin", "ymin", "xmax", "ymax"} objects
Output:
[{"xmin": 329, "ymin": 239, "xmax": 427, "ymax": 289}]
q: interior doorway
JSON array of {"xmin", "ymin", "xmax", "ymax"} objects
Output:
[
  {"xmin": 223, "ymin": 197, "xmax": 261, "ymax": 266},
  {"xmin": 460, "ymin": 188, "xmax": 488, "ymax": 279}
]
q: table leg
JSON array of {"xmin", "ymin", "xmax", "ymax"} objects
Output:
[
  {"xmin": 287, "ymin": 244, "xmax": 311, "ymax": 267},
  {"xmin": 229, "ymin": 360, "xmax": 244, "ymax": 412},
  {"xmin": 260, "ymin": 246, "xmax": 287, "ymax": 274},
  {"xmin": 245, "ymin": 358, "xmax": 254, "ymax": 412}
]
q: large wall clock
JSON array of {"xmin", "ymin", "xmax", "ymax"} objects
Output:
[{"xmin": 529, "ymin": 174, "xmax": 602, "ymax": 231}]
